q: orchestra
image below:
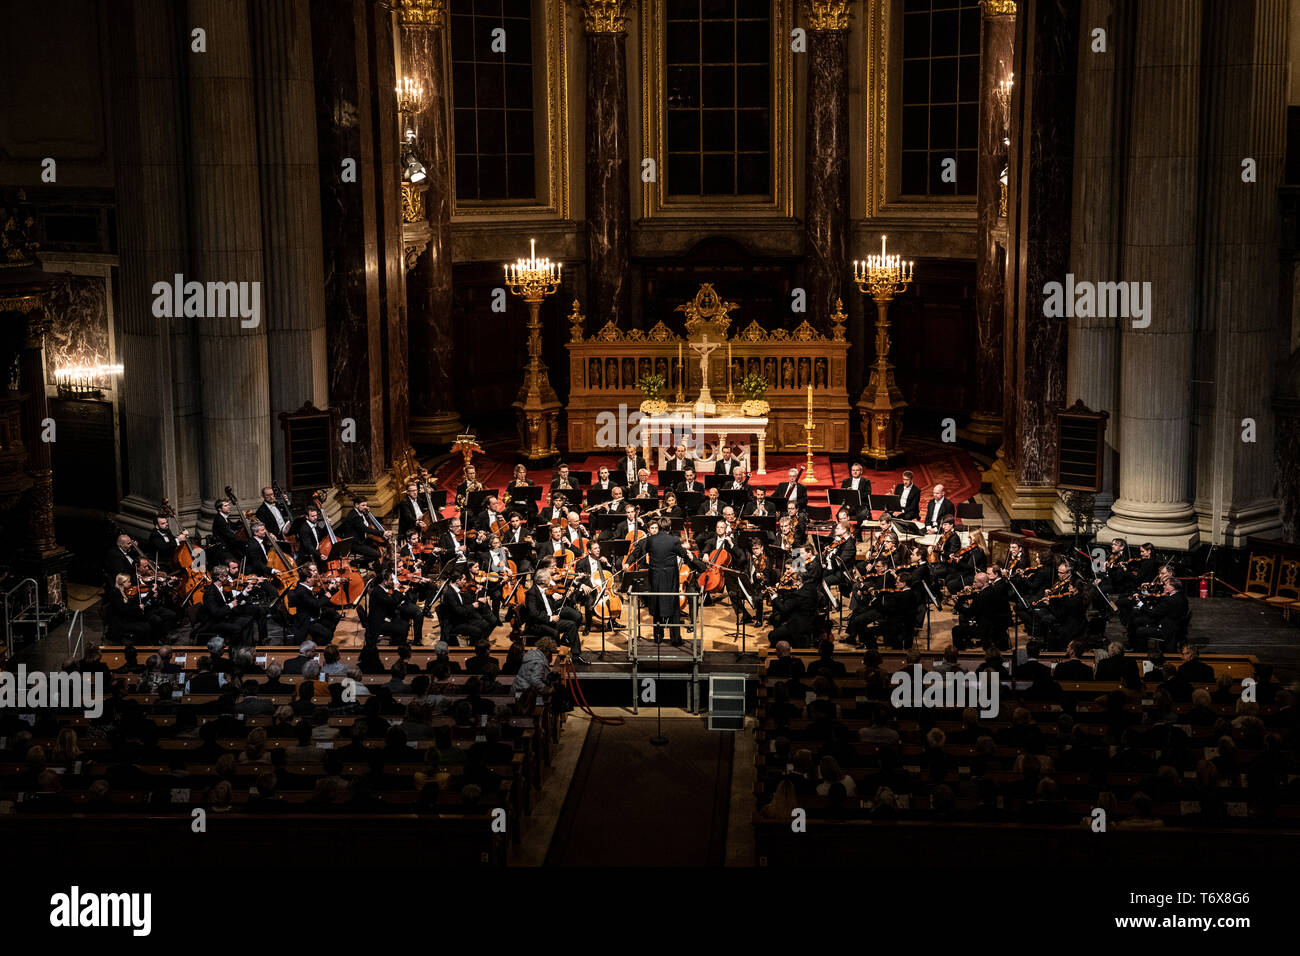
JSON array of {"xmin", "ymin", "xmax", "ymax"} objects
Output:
[{"xmin": 94, "ymin": 459, "xmax": 1190, "ymax": 661}]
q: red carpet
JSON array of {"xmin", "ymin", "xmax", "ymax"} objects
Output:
[{"xmin": 432, "ymin": 438, "xmax": 983, "ymax": 511}]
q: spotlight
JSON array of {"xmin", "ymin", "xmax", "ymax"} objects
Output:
[{"xmin": 403, "ymin": 153, "xmax": 427, "ymax": 183}]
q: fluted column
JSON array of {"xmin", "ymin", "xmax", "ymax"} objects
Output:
[
  {"xmin": 1099, "ymin": 0, "xmax": 1201, "ymax": 549},
  {"xmin": 1191, "ymin": 0, "xmax": 1286, "ymax": 544},
  {"xmin": 803, "ymin": 0, "xmax": 851, "ymax": 333},
  {"xmin": 400, "ymin": 0, "xmax": 462, "ymax": 445},
  {"xmin": 249, "ymin": 0, "xmax": 329, "ymax": 480},
  {"xmin": 1052, "ymin": 0, "xmax": 1125, "ymax": 533},
  {"xmin": 584, "ymin": 0, "xmax": 632, "ymax": 329},
  {"xmin": 967, "ymin": 0, "xmax": 1016, "ymax": 446},
  {"xmin": 108, "ymin": 0, "xmax": 203, "ymax": 533},
  {"xmin": 186, "ymin": 0, "xmax": 272, "ymax": 507},
  {"xmin": 988, "ymin": 0, "xmax": 1078, "ymax": 520}
]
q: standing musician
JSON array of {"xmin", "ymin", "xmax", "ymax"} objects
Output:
[
  {"xmin": 572, "ymin": 540, "xmax": 624, "ymax": 634},
  {"xmin": 674, "ymin": 467, "xmax": 703, "ymax": 496},
  {"xmin": 146, "ymin": 514, "xmax": 189, "ymax": 572},
  {"xmin": 439, "ymin": 566, "xmax": 496, "ymax": 646},
  {"xmin": 641, "ymin": 521, "xmax": 699, "ymax": 646},
  {"xmin": 619, "ymin": 444, "xmax": 648, "ymax": 486},
  {"xmin": 840, "ymin": 462, "xmax": 873, "ymax": 520},
  {"xmin": 768, "ymin": 544, "xmax": 822, "ymax": 649},
  {"xmin": 210, "ymin": 497, "xmax": 246, "ymax": 563},
  {"xmin": 890, "ymin": 470, "xmax": 921, "ymax": 522},
  {"xmin": 293, "ymin": 504, "xmax": 326, "ymax": 565},
  {"xmin": 524, "ymin": 567, "xmax": 586, "ymax": 662},
  {"xmin": 256, "ymin": 486, "xmax": 293, "ymax": 537},
  {"xmin": 713, "ymin": 444, "xmax": 741, "ymax": 477},
  {"xmin": 774, "ymin": 467, "xmax": 809, "ymax": 510},
  {"xmin": 397, "ymin": 481, "xmax": 429, "ymax": 537},
  {"xmin": 338, "ymin": 496, "xmax": 390, "ymax": 566},
  {"xmin": 922, "ymin": 484, "xmax": 955, "ymax": 534}
]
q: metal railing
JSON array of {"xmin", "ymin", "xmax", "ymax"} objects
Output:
[
  {"xmin": 2, "ymin": 578, "xmax": 40, "ymax": 657},
  {"xmin": 626, "ymin": 589, "xmax": 705, "ymax": 714}
]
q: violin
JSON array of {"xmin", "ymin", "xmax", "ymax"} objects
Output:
[{"xmin": 1032, "ymin": 581, "xmax": 1078, "ymax": 606}]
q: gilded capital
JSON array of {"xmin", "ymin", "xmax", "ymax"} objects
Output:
[
  {"xmin": 804, "ymin": 0, "xmax": 852, "ymax": 31},
  {"xmin": 979, "ymin": 0, "xmax": 1017, "ymax": 18},
  {"xmin": 398, "ymin": 0, "xmax": 446, "ymax": 28},
  {"xmin": 583, "ymin": 0, "xmax": 628, "ymax": 34}
]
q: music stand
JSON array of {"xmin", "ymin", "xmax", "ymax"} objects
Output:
[
  {"xmin": 704, "ymin": 474, "xmax": 729, "ymax": 490},
  {"xmin": 718, "ymin": 489, "xmax": 749, "ymax": 512},
  {"xmin": 466, "ymin": 489, "xmax": 498, "ymax": 513},
  {"xmin": 676, "ymin": 491, "xmax": 704, "ymax": 514},
  {"xmin": 586, "ymin": 486, "xmax": 614, "ymax": 507},
  {"xmin": 570, "ymin": 470, "xmax": 592, "ymax": 486},
  {"xmin": 828, "ymin": 488, "xmax": 860, "ymax": 513}
]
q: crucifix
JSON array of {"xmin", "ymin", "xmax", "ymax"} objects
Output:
[{"xmin": 689, "ymin": 334, "xmax": 721, "ymax": 412}]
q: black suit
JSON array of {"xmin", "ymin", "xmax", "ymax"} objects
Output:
[
  {"xmin": 922, "ymin": 497, "xmax": 956, "ymax": 530},
  {"xmin": 616, "ymin": 455, "xmax": 647, "ymax": 485},
  {"xmin": 644, "ymin": 532, "xmax": 697, "ymax": 643},
  {"xmin": 396, "ymin": 496, "xmax": 428, "ymax": 537},
  {"xmin": 839, "ymin": 475, "xmax": 873, "ymax": 507},
  {"xmin": 523, "ymin": 584, "xmax": 582, "ymax": 652},
  {"xmin": 293, "ymin": 518, "xmax": 325, "ymax": 564},
  {"xmin": 892, "ymin": 483, "xmax": 921, "ymax": 521},
  {"xmin": 371, "ymin": 583, "xmax": 422, "ymax": 644},
  {"xmin": 629, "ymin": 481, "xmax": 657, "ymax": 501},
  {"xmin": 244, "ymin": 535, "xmax": 275, "ymax": 577},
  {"xmin": 255, "ymin": 501, "xmax": 293, "ymax": 535},
  {"xmin": 204, "ymin": 584, "xmax": 256, "ymax": 646},
  {"xmin": 210, "ymin": 512, "xmax": 245, "ymax": 561},
  {"xmin": 1052, "ymin": 658, "xmax": 1094, "ymax": 681},
  {"xmin": 338, "ymin": 509, "xmax": 385, "ymax": 564},
  {"xmin": 773, "ymin": 481, "xmax": 808, "ymax": 510},
  {"xmin": 1095, "ymin": 652, "xmax": 1141, "ymax": 684},
  {"xmin": 769, "ymin": 575, "xmax": 820, "ymax": 648},
  {"xmin": 104, "ymin": 547, "xmax": 136, "ymax": 588},
  {"xmin": 714, "ymin": 458, "xmax": 740, "ymax": 476},
  {"xmin": 291, "ymin": 582, "xmax": 341, "ymax": 643},
  {"xmin": 674, "ymin": 480, "xmax": 703, "ymax": 495},
  {"xmin": 664, "ymin": 457, "xmax": 689, "ymax": 472},
  {"xmin": 145, "ymin": 529, "xmax": 183, "ymax": 570},
  {"xmin": 440, "ymin": 586, "xmax": 494, "ymax": 645}
]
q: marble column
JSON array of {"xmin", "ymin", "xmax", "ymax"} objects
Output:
[
  {"xmin": 584, "ymin": 1, "xmax": 632, "ymax": 329},
  {"xmin": 1277, "ymin": 353, "xmax": 1300, "ymax": 543},
  {"xmin": 400, "ymin": 0, "xmax": 462, "ymax": 445},
  {"xmin": 1098, "ymin": 0, "xmax": 1201, "ymax": 549},
  {"xmin": 1190, "ymin": 0, "xmax": 1287, "ymax": 545},
  {"xmin": 311, "ymin": 0, "xmax": 387, "ymax": 486},
  {"xmin": 988, "ymin": 0, "xmax": 1078, "ymax": 521},
  {"xmin": 803, "ymin": 1, "xmax": 850, "ymax": 334},
  {"xmin": 249, "ymin": 0, "xmax": 330, "ymax": 481},
  {"xmin": 186, "ymin": 0, "xmax": 272, "ymax": 507},
  {"xmin": 1051, "ymin": 0, "xmax": 1125, "ymax": 533},
  {"xmin": 107, "ymin": 0, "xmax": 203, "ymax": 534},
  {"xmin": 966, "ymin": 0, "xmax": 1016, "ymax": 446},
  {"xmin": 369, "ymin": 1, "xmax": 412, "ymax": 475}
]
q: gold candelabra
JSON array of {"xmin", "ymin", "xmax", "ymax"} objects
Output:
[
  {"xmin": 853, "ymin": 235, "xmax": 913, "ymax": 462},
  {"xmin": 505, "ymin": 238, "xmax": 564, "ymax": 461},
  {"xmin": 396, "ymin": 76, "xmax": 425, "ymax": 116}
]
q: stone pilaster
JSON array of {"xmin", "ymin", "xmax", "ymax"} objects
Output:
[
  {"xmin": 249, "ymin": 0, "xmax": 330, "ymax": 481},
  {"xmin": 803, "ymin": 1, "xmax": 851, "ymax": 334},
  {"xmin": 1098, "ymin": 0, "xmax": 1201, "ymax": 549},
  {"xmin": 1190, "ymin": 0, "xmax": 1287, "ymax": 545},
  {"xmin": 400, "ymin": 0, "xmax": 462, "ymax": 445},
  {"xmin": 966, "ymin": 0, "xmax": 1016, "ymax": 446},
  {"xmin": 108, "ymin": 0, "xmax": 203, "ymax": 534},
  {"xmin": 186, "ymin": 0, "xmax": 272, "ymax": 507}
]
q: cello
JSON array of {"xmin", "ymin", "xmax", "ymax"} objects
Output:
[
  {"xmin": 161, "ymin": 497, "xmax": 207, "ymax": 605},
  {"xmin": 312, "ymin": 490, "xmax": 366, "ymax": 606},
  {"xmin": 696, "ymin": 529, "xmax": 734, "ymax": 596}
]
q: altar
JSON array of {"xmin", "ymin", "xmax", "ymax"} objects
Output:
[{"xmin": 640, "ymin": 410, "xmax": 770, "ymax": 474}]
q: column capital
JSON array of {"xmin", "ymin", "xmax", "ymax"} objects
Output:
[
  {"xmin": 804, "ymin": 0, "xmax": 852, "ymax": 32},
  {"xmin": 398, "ymin": 0, "xmax": 445, "ymax": 28},
  {"xmin": 582, "ymin": 0, "xmax": 629, "ymax": 35},
  {"xmin": 979, "ymin": 0, "xmax": 1017, "ymax": 18}
]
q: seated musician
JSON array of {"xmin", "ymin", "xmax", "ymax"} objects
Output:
[
  {"xmin": 145, "ymin": 514, "xmax": 189, "ymax": 572},
  {"xmin": 541, "ymin": 491, "xmax": 569, "ymax": 524},
  {"xmin": 506, "ymin": 464, "xmax": 538, "ymax": 520},
  {"xmin": 524, "ymin": 567, "xmax": 586, "ymax": 662},
  {"xmin": 658, "ymin": 491, "xmax": 685, "ymax": 520},
  {"xmin": 742, "ymin": 487, "xmax": 774, "ymax": 519},
  {"xmin": 1114, "ymin": 542, "xmax": 1159, "ymax": 598},
  {"xmin": 1127, "ymin": 566, "xmax": 1188, "ymax": 650},
  {"xmin": 209, "ymin": 497, "xmax": 246, "ymax": 563},
  {"xmin": 550, "ymin": 462, "xmax": 580, "ymax": 497},
  {"xmin": 256, "ymin": 486, "xmax": 293, "ymax": 537},
  {"xmin": 338, "ymin": 496, "xmax": 390, "ymax": 566},
  {"xmin": 501, "ymin": 512, "xmax": 535, "ymax": 572},
  {"xmin": 293, "ymin": 504, "xmax": 326, "ymax": 565},
  {"xmin": 397, "ymin": 481, "xmax": 429, "ymax": 536},
  {"xmin": 951, "ymin": 570, "xmax": 1012, "ymax": 651},
  {"xmin": 630, "ymin": 468, "xmax": 658, "ymax": 501},
  {"xmin": 774, "ymin": 467, "xmax": 809, "ymax": 510},
  {"xmin": 698, "ymin": 518, "xmax": 748, "ymax": 619},
  {"xmin": 890, "ymin": 470, "xmax": 921, "ymax": 522},
  {"xmin": 697, "ymin": 487, "xmax": 722, "ymax": 518},
  {"xmin": 105, "ymin": 573, "xmax": 155, "ymax": 644},
  {"xmin": 846, "ymin": 557, "xmax": 901, "ymax": 649},
  {"xmin": 601, "ymin": 502, "xmax": 643, "ymax": 544},
  {"xmin": 480, "ymin": 533, "xmax": 518, "ymax": 624},
  {"xmin": 590, "ymin": 466, "xmax": 616, "ymax": 496},
  {"xmin": 438, "ymin": 566, "xmax": 495, "ymax": 646},
  {"xmin": 602, "ymin": 484, "xmax": 628, "ymax": 515},
  {"xmin": 244, "ymin": 521, "xmax": 279, "ymax": 579},
  {"xmin": 945, "ymin": 528, "xmax": 988, "ymax": 594},
  {"xmin": 675, "ymin": 467, "xmax": 704, "ymax": 496},
  {"xmin": 471, "ymin": 495, "xmax": 509, "ymax": 538},
  {"xmin": 783, "ymin": 499, "xmax": 807, "ymax": 544},
  {"xmin": 618, "ymin": 443, "xmax": 647, "ymax": 486},
  {"xmin": 539, "ymin": 523, "xmax": 574, "ymax": 562},
  {"xmin": 206, "ymin": 565, "xmax": 258, "ymax": 647},
  {"xmin": 562, "ymin": 510, "xmax": 589, "ymax": 556},
  {"xmin": 922, "ymin": 483, "xmax": 956, "ymax": 534},
  {"xmin": 776, "ymin": 515, "xmax": 799, "ymax": 553},
  {"xmin": 819, "ymin": 514, "xmax": 857, "ymax": 599},
  {"xmin": 371, "ymin": 567, "xmax": 425, "ymax": 644},
  {"xmin": 221, "ymin": 557, "xmax": 272, "ymax": 643},
  {"xmin": 840, "ymin": 461, "xmax": 873, "ymax": 519},
  {"xmin": 398, "ymin": 530, "xmax": 438, "ymax": 617},
  {"xmin": 572, "ymin": 540, "xmax": 624, "ymax": 633},
  {"xmin": 1027, "ymin": 560, "xmax": 1087, "ymax": 650},
  {"xmin": 441, "ymin": 516, "xmax": 471, "ymax": 564},
  {"xmin": 713, "ymin": 444, "xmax": 741, "ymax": 477},
  {"xmin": 768, "ymin": 544, "xmax": 822, "ymax": 649},
  {"xmin": 746, "ymin": 538, "xmax": 771, "ymax": 626}
]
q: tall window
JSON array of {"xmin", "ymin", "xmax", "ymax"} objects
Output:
[
  {"xmin": 664, "ymin": 0, "xmax": 771, "ymax": 197},
  {"xmin": 899, "ymin": 0, "xmax": 980, "ymax": 197},
  {"xmin": 450, "ymin": 0, "xmax": 536, "ymax": 201}
]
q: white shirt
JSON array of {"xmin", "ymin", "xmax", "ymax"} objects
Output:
[
  {"xmin": 408, "ymin": 496, "xmax": 423, "ymax": 519},
  {"xmin": 264, "ymin": 502, "xmax": 285, "ymax": 527},
  {"xmin": 539, "ymin": 588, "xmax": 553, "ymax": 617}
]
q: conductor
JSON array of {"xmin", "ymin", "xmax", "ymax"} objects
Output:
[{"xmin": 644, "ymin": 526, "xmax": 700, "ymax": 646}]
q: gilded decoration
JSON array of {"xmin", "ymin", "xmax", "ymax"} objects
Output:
[
  {"xmin": 979, "ymin": 0, "xmax": 1017, "ymax": 17},
  {"xmin": 582, "ymin": 0, "xmax": 628, "ymax": 34},
  {"xmin": 804, "ymin": 0, "xmax": 851, "ymax": 31},
  {"xmin": 401, "ymin": 183, "xmax": 426, "ymax": 223},
  {"xmin": 830, "ymin": 298, "xmax": 848, "ymax": 341},
  {"xmin": 568, "ymin": 299, "xmax": 585, "ymax": 342},
  {"xmin": 398, "ymin": 0, "xmax": 446, "ymax": 28},
  {"xmin": 675, "ymin": 283, "xmax": 737, "ymax": 338}
]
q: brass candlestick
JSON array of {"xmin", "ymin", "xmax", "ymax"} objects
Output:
[
  {"xmin": 852, "ymin": 236, "xmax": 914, "ymax": 462},
  {"xmin": 505, "ymin": 238, "xmax": 563, "ymax": 462}
]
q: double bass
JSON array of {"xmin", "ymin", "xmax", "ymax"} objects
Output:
[
  {"xmin": 311, "ymin": 490, "xmax": 366, "ymax": 606},
  {"xmin": 161, "ymin": 498, "xmax": 207, "ymax": 605}
]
